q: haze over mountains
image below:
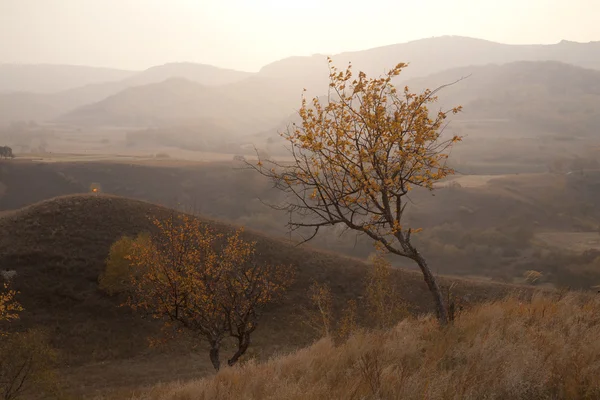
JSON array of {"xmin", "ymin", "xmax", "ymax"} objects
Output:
[{"xmin": 2, "ymin": 35, "xmax": 600, "ymax": 138}]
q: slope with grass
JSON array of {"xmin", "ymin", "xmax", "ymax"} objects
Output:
[
  {"xmin": 0, "ymin": 194, "xmax": 518, "ymax": 396},
  {"xmin": 136, "ymin": 292, "xmax": 600, "ymax": 400}
]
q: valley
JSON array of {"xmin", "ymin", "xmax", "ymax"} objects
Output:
[{"xmin": 2, "ymin": 21, "xmax": 600, "ymax": 399}]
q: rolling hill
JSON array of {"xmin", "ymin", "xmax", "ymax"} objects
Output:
[
  {"xmin": 0, "ymin": 194, "xmax": 517, "ymax": 395},
  {"xmin": 57, "ymin": 77, "xmax": 297, "ymax": 134}
]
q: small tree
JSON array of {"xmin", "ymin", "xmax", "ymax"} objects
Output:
[
  {"xmin": 365, "ymin": 252, "xmax": 407, "ymax": 329},
  {"xmin": 0, "ymin": 283, "xmax": 22, "ymax": 324},
  {"xmin": 250, "ymin": 59, "xmax": 462, "ymax": 325},
  {"xmin": 125, "ymin": 214, "xmax": 293, "ymax": 371},
  {"xmin": 0, "ymin": 282, "xmax": 57, "ymax": 400},
  {"xmin": 99, "ymin": 233, "xmax": 150, "ymax": 295},
  {"xmin": 0, "ymin": 147, "xmax": 14, "ymax": 160},
  {"xmin": 305, "ymin": 281, "xmax": 334, "ymax": 337}
]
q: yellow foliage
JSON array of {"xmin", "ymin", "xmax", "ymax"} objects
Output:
[
  {"xmin": 124, "ymin": 214, "xmax": 293, "ymax": 370},
  {"xmin": 99, "ymin": 233, "xmax": 150, "ymax": 295},
  {"xmin": 524, "ymin": 270, "xmax": 543, "ymax": 285},
  {"xmin": 254, "ymin": 59, "xmax": 463, "ymax": 325},
  {"xmin": 365, "ymin": 252, "xmax": 407, "ymax": 329},
  {"xmin": 336, "ymin": 299, "xmax": 358, "ymax": 343},
  {"xmin": 0, "ymin": 282, "xmax": 22, "ymax": 324}
]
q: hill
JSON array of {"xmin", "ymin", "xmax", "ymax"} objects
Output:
[
  {"xmin": 2, "ymin": 159, "xmax": 600, "ymax": 289},
  {"xmin": 57, "ymin": 77, "xmax": 296, "ymax": 134},
  {"xmin": 0, "ymin": 64, "xmax": 136, "ymax": 94},
  {"xmin": 0, "ymin": 194, "xmax": 517, "ymax": 395}
]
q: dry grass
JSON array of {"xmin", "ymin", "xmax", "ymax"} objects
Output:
[{"xmin": 134, "ymin": 292, "xmax": 600, "ymax": 400}]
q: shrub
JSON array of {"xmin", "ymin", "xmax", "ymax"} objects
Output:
[
  {"xmin": 0, "ymin": 330, "xmax": 58, "ymax": 400},
  {"xmin": 99, "ymin": 233, "xmax": 150, "ymax": 295}
]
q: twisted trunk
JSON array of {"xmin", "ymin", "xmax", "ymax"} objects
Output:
[
  {"xmin": 227, "ymin": 333, "xmax": 251, "ymax": 367},
  {"xmin": 412, "ymin": 251, "xmax": 448, "ymax": 326}
]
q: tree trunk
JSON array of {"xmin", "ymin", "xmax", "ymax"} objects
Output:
[
  {"xmin": 209, "ymin": 342, "xmax": 221, "ymax": 371},
  {"xmin": 227, "ymin": 333, "xmax": 251, "ymax": 367},
  {"xmin": 412, "ymin": 251, "xmax": 449, "ymax": 326}
]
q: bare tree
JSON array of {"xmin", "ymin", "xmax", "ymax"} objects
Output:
[{"xmin": 248, "ymin": 59, "xmax": 463, "ymax": 325}]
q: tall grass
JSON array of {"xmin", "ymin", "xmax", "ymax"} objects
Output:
[{"xmin": 134, "ymin": 292, "xmax": 600, "ymax": 400}]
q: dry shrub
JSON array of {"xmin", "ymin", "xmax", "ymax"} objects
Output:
[{"xmin": 133, "ymin": 292, "xmax": 600, "ymax": 400}]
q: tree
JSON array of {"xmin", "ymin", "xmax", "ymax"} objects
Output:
[
  {"xmin": 0, "ymin": 281, "xmax": 57, "ymax": 400},
  {"xmin": 0, "ymin": 283, "xmax": 22, "ymax": 324},
  {"xmin": 365, "ymin": 252, "xmax": 407, "ymax": 329},
  {"xmin": 125, "ymin": 214, "xmax": 293, "ymax": 371},
  {"xmin": 0, "ymin": 147, "xmax": 14, "ymax": 160},
  {"xmin": 250, "ymin": 59, "xmax": 462, "ymax": 325},
  {"xmin": 99, "ymin": 233, "xmax": 150, "ymax": 295}
]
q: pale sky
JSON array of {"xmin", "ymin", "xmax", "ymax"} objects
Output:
[{"xmin": 1, "ymin": 0, "xmax": 598, "ymax": 72}]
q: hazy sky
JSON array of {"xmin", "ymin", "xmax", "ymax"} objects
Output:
[{"xmin": 1, "ymin": 0, "xmax": 598, "ymax": 72}]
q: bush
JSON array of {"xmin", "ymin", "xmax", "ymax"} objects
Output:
[
  {"xmin": 99, "ymin": 233, "xmax": 150, "ymax": 295},
  {"xmin": 0, "ymin": 330, "xmax": 58, "ymax": 400}
]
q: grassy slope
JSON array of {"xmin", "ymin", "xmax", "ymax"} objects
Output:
[
  {"xmin": 0, "ymin": 194, "xmax": 518, "ymax": 396},
  {"xmin": 136, "ymin": 292, "xmax": 600, "ymax": 400}
]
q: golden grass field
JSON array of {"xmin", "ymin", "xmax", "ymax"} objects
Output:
[{"xmin": 131, "ymin": 292, "xmax": 600, "ymax": 400}]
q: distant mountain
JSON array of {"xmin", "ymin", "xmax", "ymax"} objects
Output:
[
  {"xmin": 4, "ymin": 36, "xmax": 600, "ymax": 131},
  {"xmin": 0, "ymin": 64, "xmax": 137, "ymax": 94},
  {"xmin": 0, "ymin": 63, "xmax": 255, "ymax": 127},
  {"xmin": 57, "ymin": 77, "xmax": 291, "ymax": 135},
  {"xmin": 403, "ymin": 60, "xmax": 600, "ymax": 137},
  {"xmin": 123, "ymin": 62, "xmax": 253, "ymax": 87},
  {"xmin": 251, "ymin": 60, "xmax": 600, "ymax": 151},
  {"xmin": 258, "ymin": 36, "xmax": 600, "ymax": 93}
]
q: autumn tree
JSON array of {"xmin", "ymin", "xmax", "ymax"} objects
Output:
[
  {"xmin": 0, "ymin": 281, "xmax": 57, "ymax": 400},
  {"xmin": 0, "ymin": 283, "xmax": 22, "ymax": 325},
  {"xmin": 99, "ymin": 233, "xmax": 150, "ymax": 295},
  {"xmin": 125, "ymin": 214, "xmax": 293, "ymax": 371},
  {"xmin": 250, "ymin": 59, "xmax": 462, "ymax": 325},
  {"xmin": 304, "ymin": 281, "xmax": 334, "ymax": 337}
]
